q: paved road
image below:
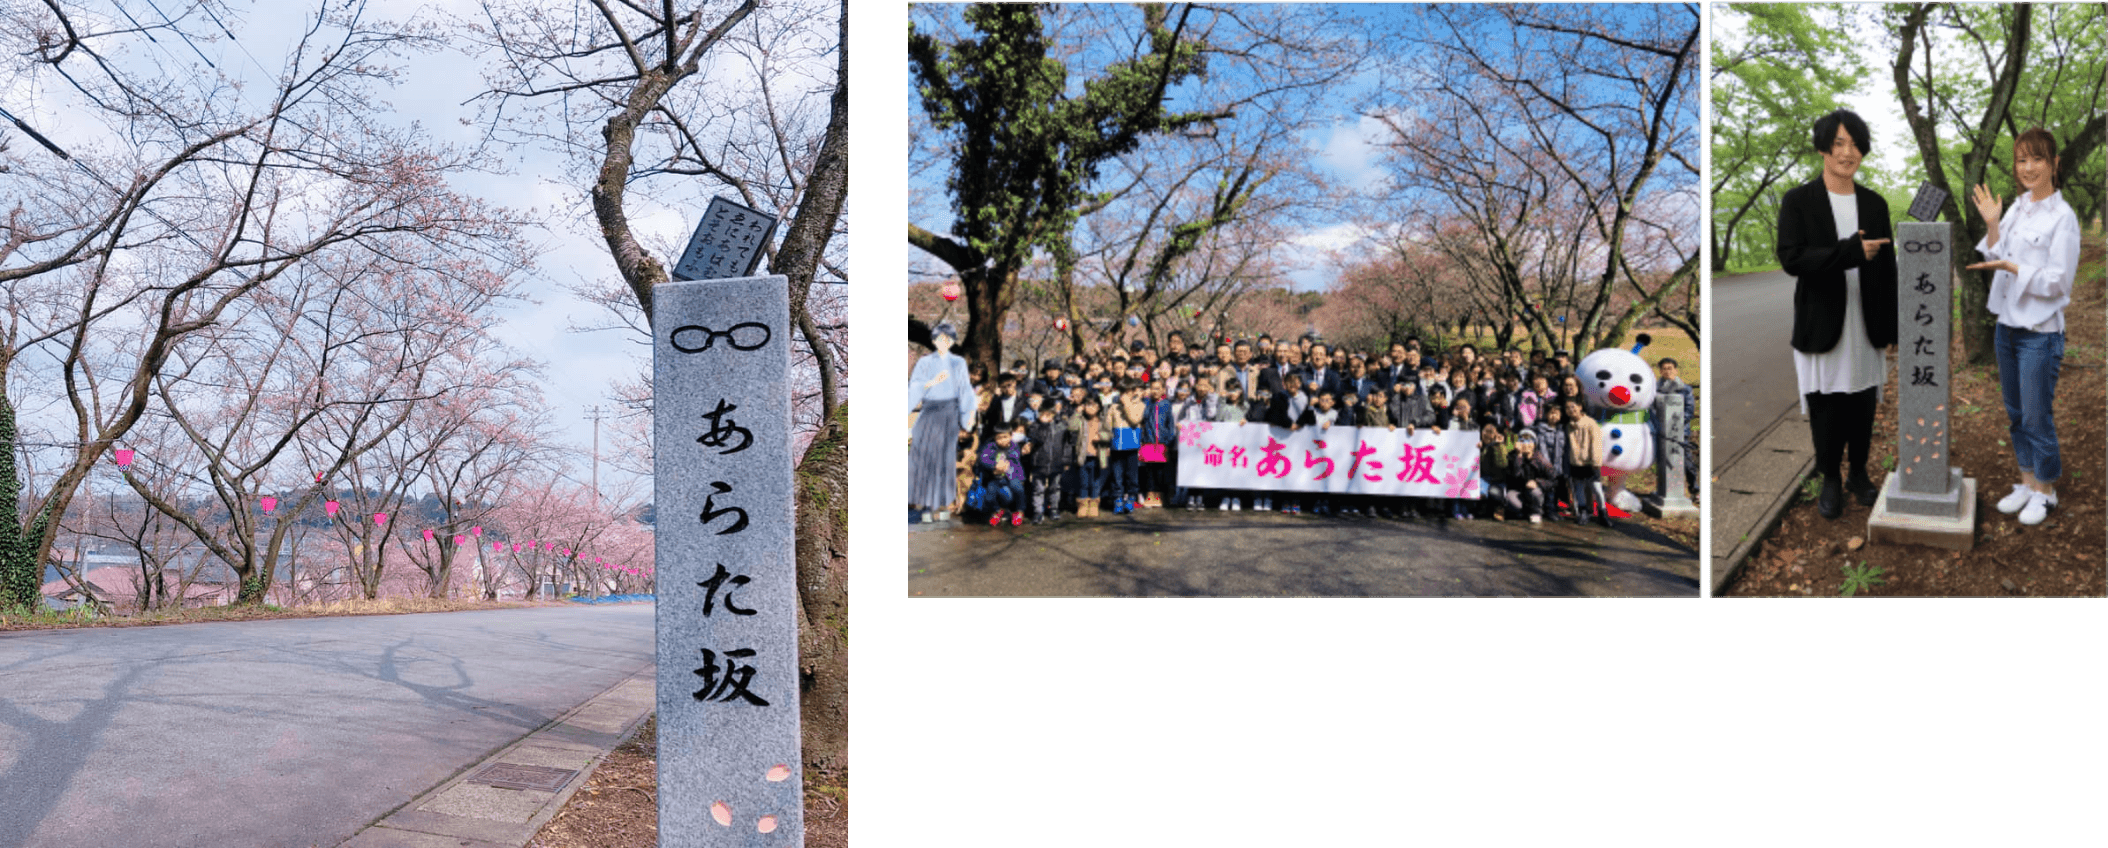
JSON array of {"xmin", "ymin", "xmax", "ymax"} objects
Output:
[
  {"xmin": 1711, "ymin": 269, "xmax": 1802, "ymax": 467},
  {"xmin": 910, "ymin": 511, "xmax": 1699, "ymax": 597},
  {"xmin": 0, "ymin": 605, "xmax": 654, "ymax": 848}
]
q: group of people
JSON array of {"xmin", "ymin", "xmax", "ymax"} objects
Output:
[
  {"xmin": 1780, "ymin": 110, "xmax": 2078, "ymax": 526},
  {"xmin": 908, "ymin": 323, "xmax": 1700, "ymax": 528}
]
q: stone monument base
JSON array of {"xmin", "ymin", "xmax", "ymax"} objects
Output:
[
  {"xmin": 1643, "ymin": 494, "xmax": 1700, "ymax": 519},
  {"xmin": 1866, "ymin": 471, "xmax": 1977, "ymax": 551}
]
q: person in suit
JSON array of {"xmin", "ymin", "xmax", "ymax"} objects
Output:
[
  {"xmin": 1303, "ymin": 342, "xmax": 1342, "ymax": 400},
  {"xmin": 1777, "ymin": 109, "xmax": 1896, "ymax": 520},
  {"xmin": 1257, "ymin": 344, "xmax": 1302, "ymax": 408},
  {"xmin": 1967, "ymin": 126, "xmax": 2082, "ymax": 526}
]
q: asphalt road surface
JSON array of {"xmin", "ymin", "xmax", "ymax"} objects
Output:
[
  {"xmin": 0, "ymin": 604, "xmax": 653, "ymax": 848},
  {"xmin": 910, "ymin": 510, "xmax": 1699, "ymax": 597},
  {"xmin": 1710, "ymin": 269, "xmax": 1803, "ymax": 466}
]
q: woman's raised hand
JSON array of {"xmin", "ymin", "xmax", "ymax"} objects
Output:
[{"xmin": 1970, "ymin": 183, "xmax": 2003, "ymax": 231}]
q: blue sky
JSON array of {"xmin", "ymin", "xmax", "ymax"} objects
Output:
[{"xmin": 909, "ymin": 3, "xmax": 1698, "ymax": 293}]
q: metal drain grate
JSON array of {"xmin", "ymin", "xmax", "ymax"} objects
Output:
[{"xmin": 466, "ymin": 762, "xmax": 581, "ymax": 792}]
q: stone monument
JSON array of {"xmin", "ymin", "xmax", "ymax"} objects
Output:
[
  {"xmin": 657, "ymin": 234, "xmax": 802, "ymax": 840},
  {"xmin": 1866, "ymin": 220, "xmax": 1977, "ymax": 550},
  {"xmin": 1643, "ymin": 389, "xmax": 1699, "ymax": 518}
]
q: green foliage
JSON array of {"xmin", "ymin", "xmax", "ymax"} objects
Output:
[
  {"xmin": 1839, "ymin": 561, "xmax": 1887, "ymax": 597},
  {"xmin": 0, "ymin": 390, "xmax": 31, "ymax": 611},
  {"xmin": 910, "ymin": 5, "xmax": 1217, "ymax": 272},
  {"xmin": 0, "ymin": 600, "xmax": 100, "ymax": 627}
]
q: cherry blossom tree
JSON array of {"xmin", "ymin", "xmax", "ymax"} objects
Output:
[{"xmin": 0, "ymin": 4, "xmax": 533, "ymax": 611}]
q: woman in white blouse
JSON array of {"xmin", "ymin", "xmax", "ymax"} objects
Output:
[{"xmin": 1966, "ymin": 127, "xmax": 2082, "ymax": 526}]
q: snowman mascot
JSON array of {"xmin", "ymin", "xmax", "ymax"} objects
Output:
[{"xmin": 1575, "ymin": 334, "xmax": 1658, "ymax": 515}]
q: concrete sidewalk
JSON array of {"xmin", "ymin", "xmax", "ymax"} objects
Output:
[
  {"xmin": 339, "ymin": 665, "xmax": 657, "ymax": 848},
  {"xmin": 1709, "ymin": 410, "xmax": 1814, "ymax": 595}
]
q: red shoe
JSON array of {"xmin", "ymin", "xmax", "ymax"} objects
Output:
[
  {"xmin": 989, "ymin": 510, "xmax": 1004, "ymax": 526},
  {"xmin": 1010, "ymin": 511, "xmax": 1025, "ymax": 527}
]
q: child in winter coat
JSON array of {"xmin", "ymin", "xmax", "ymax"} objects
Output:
[
  {"xmin": 1474, "ymin": 424, "xmax": 1510, "ymax": 520},
  {"xmin": 1023, "ymin": 408, "xmax": 1071, "ymax": 524},
  {"xmin": 1532, "ymin": 401, "xmax": 1571, "ymax": 519},
  {"xmin": 1506, "ymin": 430, "xmax": 1556, "ymax": 522},
  {"xmin": 1064, "ymin": 397, "xmax": 1105, "ymax": 517},
  {"xmin": 976, "ymin": 429, "xmax": 1027, "ymax": 527},
  {"xmin": 1213, "ymin": 385, "xmax": 1249, "ymax": 511},
  {"xmin": 1563, "ymin": 398, "xmax": 1610, "ymax": 527}
]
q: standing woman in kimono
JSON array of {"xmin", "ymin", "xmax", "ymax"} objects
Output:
[
  {"xmin": 1968, "ymin": 127, "xmax": 2083, "ymax": 527},
  {"xmin": 909, "ymin": 323, "xmax": 975, "ymax": 523}
]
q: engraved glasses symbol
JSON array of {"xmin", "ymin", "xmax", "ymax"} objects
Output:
[
  {"xmin": 1902, "ymin": 240, "xmax": 1943, "ymax": 254},
  {"xmin": 670, "ymin": 321, "xmax": 772, "ymax": 353}
]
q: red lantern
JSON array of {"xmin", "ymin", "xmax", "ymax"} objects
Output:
[
  {"xmin": 940, "ymin": 281, "xmax": 960, "ymax": 301},
  {"xmin": 113, "ymin": 449, "xmax": 134, "ymax": 467},
  {"xmin": 259, "ymin": 496, "xmax": 277, "ymax": 513},
  {"xmin": 325, "ymin": 500, "xmax": 340, "ymax": 517}
]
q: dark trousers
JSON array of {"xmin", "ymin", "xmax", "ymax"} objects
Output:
[{"xmin": 1805, "ymin": 386, "xmax": 1878, "ymax": 481}]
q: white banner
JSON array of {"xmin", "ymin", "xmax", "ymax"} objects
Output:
[{"xmin": 1172, "ymin": 420, "xmax": 1483, "ymax": 497}]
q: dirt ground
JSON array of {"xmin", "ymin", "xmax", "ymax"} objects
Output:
[
  {"xmin": 528, "ymin": 716, "xmax": 848, "ymax": 848},
  {"xmin": 0, "ymin": 596, "xmax": 581, "ymax": 632},
  {"xmin": 1725, "ymin": 236, "xmax": 2108, "ymax": 597}
]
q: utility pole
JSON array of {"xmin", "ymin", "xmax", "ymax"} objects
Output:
[{"xmin": 585, "ymin": 405, "xmax": 608, "ymax": 507}]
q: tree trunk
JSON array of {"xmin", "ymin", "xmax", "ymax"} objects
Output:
[{"xmin": 794, "ymin": 403, "xmax": 848, "ymax": 777}]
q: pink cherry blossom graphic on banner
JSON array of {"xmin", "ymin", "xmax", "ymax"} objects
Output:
[
  {"xmin": 1178, "ymin": 421, "xmax": 1212, "ymax": 448},
  {"xmin": 1437, "ymin": 452, "xmax": 1481, "ymax": 499}
]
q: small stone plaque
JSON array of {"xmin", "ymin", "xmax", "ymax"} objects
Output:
[
  {"xmin": 675, "ymin": 196, "xmax": 778, "ymax": 282},
  {"xmin": 467, "ymin": 763, "xmax": 578, "ymax": 792},
  {"xmin": 655, "ymin": 275, "xmax": 802, "ymax": 846},
  {"xmin": 1906, "ymin": 182, "xmax": 1949, "ymax": 223}
]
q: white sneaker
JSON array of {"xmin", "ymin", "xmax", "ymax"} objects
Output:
[
  {"xmin": 1997, "ymin": 483, "xmax": 2034, "ymax": 514},
  {"xmin": 2019, "ymin": 489, "xmax": 2056, "ymax": 526},
  {"xmin": 1231, "ymin": 501, "xmax": 1242, "ymax": 511},
  {"xmin": 1529, "ymin": 514, "xmax": 1542, "ymax": 524}
]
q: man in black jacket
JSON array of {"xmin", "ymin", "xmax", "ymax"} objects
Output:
[{"xmin": 1777, "ymin": 109, "xmax": 1896, "ymax": 519}]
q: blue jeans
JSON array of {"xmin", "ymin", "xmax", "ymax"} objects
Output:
[
  {"xmin": 1110, "ymin": 450, "xmax": 1139, "ymax": 498},
  {"xmin": 1071, "ymin": 457, "xmax": 1102, "ymax": 500},
  {"xmin": 987, "ymin": 476, "xmax": 1022, "ymax": 510},
  {"xmin": 1995, "ymin": 324, "xmax": 2063, "ymax": 482}
]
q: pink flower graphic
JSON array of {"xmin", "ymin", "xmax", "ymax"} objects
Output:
[
  {"xmin": 1179, "ymin": 421, "xmax": 1212, "ymax": 448},
  {"xmin": 1440, "ymin": 467, "xmax": 1480, "ymax": 499}
]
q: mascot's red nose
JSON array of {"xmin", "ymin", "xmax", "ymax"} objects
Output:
[{"xmin": 1609, "ymin": 386, "xmax": 1631, "ymax": 406}]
